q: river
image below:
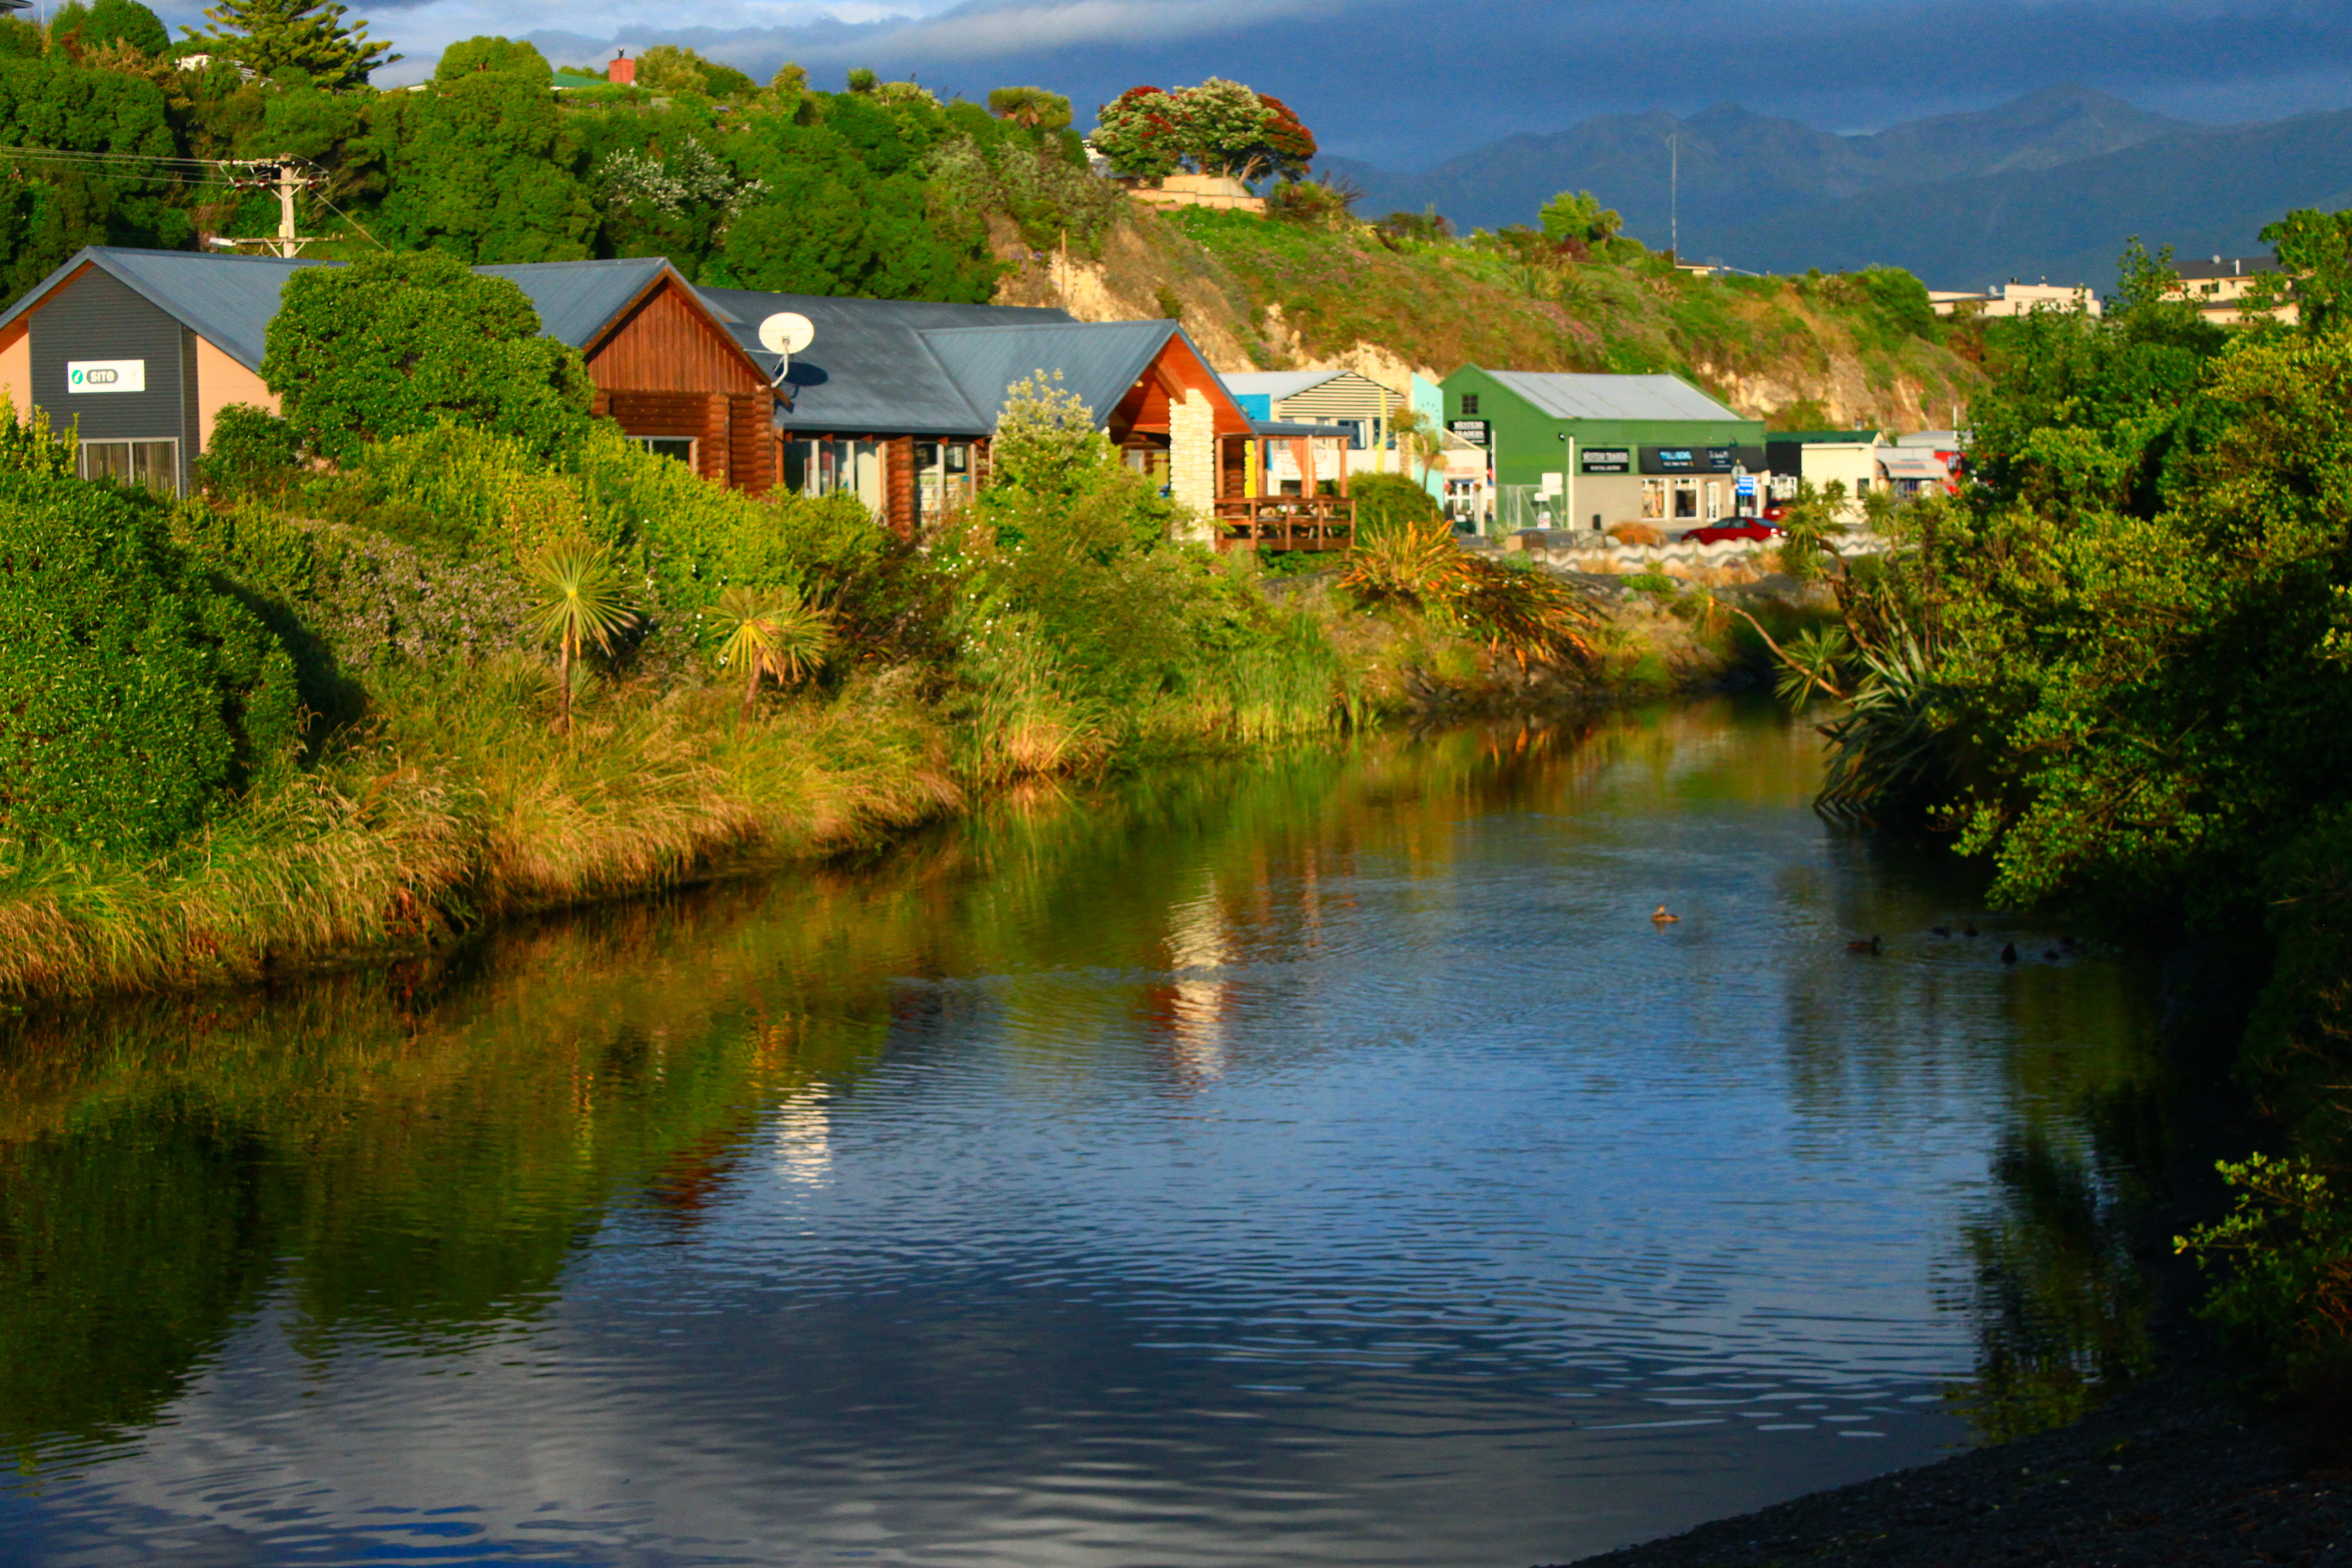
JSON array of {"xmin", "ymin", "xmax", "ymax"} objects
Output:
[{"xmin": 0, "ymin": 699, "xmax": 2162, "ymax": 1567}]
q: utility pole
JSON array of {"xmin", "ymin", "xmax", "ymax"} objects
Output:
[{"xmin": 1666, "ymin": 132, "xmax": 1679, "ymax": 262}]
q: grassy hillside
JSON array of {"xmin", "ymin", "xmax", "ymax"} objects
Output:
[{"xmin": 997, "ymin": 203, "xmax": 1987, "ymax": 431}]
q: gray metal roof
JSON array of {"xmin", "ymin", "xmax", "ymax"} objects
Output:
[
  {"xmin": 696, "ymin": 286, "xmax": 1080, "ymax": 436},
  {"xmin": 1222, "ymin": 370, "xmax": 1345, "ymax": 401},
  {"xmin": 922, "ymin": 320, "xmax": 1186, "ymax": 433},
  {"xmin": 0, "ymin": 247, "xmax": 325, "ymax": 370},
  {"xmin": 1254, "ymin": 418, "xmax": 1355, "ymax": 438},
  {"xmin": 1482, "ymin": 371, "xmax": 1741, "ymax": 423},
  {"xmin": 477, "ymin": 257, "xmax": 680, "ymax": 350}
]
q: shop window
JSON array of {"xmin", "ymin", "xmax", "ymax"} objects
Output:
[
  {"xmin": 1673, "ymin": 481, "xmax": 1699, "ymax": 519},
  {"xmin": 1641, "ymin": 479, "xmax": 1666, "ymax": 520},
  {"xmin": 633, "ymin": 436, "xmax": 695, "ymax": 464},
  {"xmin": 79, "ymin": 439, "xmax": 177, "ymax": 497},
  {"xmin": 1706, "ymin": 482, "xmax": 1722, "ymax": 521}
]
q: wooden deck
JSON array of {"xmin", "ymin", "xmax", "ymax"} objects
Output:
[{"xmin": 1211, "ymin": 497, "xmax": 1354, "ymax": 553}]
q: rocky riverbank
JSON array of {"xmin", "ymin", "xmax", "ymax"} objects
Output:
[{"xmin": 1555, "ymin": 1376, "xmax": 2349, "ymax": 1568}]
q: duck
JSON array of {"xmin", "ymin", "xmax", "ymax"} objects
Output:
[
  {"xmin": 1963, "ymin": 923, "xmax": 1980, "ymax": 938},
  {"xmin": 2001, "ymin": 942, "xmax": 2018, "ymax": 964},
  {"xmin": 1847, "ymin": 935, "xmax": 1882, "ymax": 955},
  {"xmin": 1930, "ymin": 925, "xmax": 1952, "ymax": 938},
  {"xmin": 1652, "ymin": 905, "xmax": 1680, "ymax": 924},
  {"xmin": 2044, "ymin": 949, "xmax": 2062, "ymax": 962}
]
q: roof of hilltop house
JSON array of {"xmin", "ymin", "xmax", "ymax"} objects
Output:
[
  {"xmin": 0, "ymin": 247, "xmax": 326, "ymax": 369},
  {"xmin": 1479, "ymin": 371, "xmax": 1741, "ymax": 422}
]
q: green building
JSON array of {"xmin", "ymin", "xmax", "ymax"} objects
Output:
[{"xmin": 1440, "ymin": 368, "xmax": 1766, "ymax": 533}]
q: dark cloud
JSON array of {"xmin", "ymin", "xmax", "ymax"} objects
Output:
[{"xmin": 509, "ymin": 0, "xmax": 2352, "ymax": 166}]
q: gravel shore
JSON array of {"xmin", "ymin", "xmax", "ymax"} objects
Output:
[{"xmin": 1549, "ymin": 1378, "xmax": 2348, "ymax": 1568}]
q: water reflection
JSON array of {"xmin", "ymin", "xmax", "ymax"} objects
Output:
[{"xmin": 0, "ymin": 702, "xmax": 2160, "ymax": 1566}]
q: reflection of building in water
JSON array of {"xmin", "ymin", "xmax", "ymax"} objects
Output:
[
  {"xmin": 1148, "ymin": 889, "xmax": 1231, "ymax": 1086},
  {"xmin": 770, "ymin": 1087, "xmax": 833, "ymax": 1185}
]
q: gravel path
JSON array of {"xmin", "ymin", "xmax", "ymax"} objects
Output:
[{"xmin": 1547, "ymin": 1379, "xmax": 2350, "ymax": 1568}]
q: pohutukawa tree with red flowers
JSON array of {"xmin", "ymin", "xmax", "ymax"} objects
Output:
[{"xmin": 1091, "ymin": 79, "xmax": 1317, "ymax": 183}]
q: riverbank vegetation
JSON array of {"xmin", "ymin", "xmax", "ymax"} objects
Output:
[
  {"xmin": 1774, "ymin": 227, "xmax": 2352, "ymax": 1396},
  {"xmin": 0, "ymin": 251, "xmax": 1668, "ymax": 1002}
]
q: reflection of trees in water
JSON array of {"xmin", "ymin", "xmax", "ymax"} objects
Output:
[
  {"xmin": 0, "ymin": 701, "xmax": 1823, "ymax": 1481},
  {"xmin": 1945, "ymin": 1127, "xmax": 2159, "ymax": 1443}
]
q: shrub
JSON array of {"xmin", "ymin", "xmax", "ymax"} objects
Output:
[
  {"xmin": 260, "ymin": 251, "xmax": 595, "ymax": 464},
  {"xmin": 1347, "ymin": 471, "xmax": 1440, "ymax": 541},
  {"xmin": 193, "ymin": 403, "xmax": 302, "ymax": 501},
  {"xmin": 0, "ymin": 462, "xmax": 298, "ymax": 857}
]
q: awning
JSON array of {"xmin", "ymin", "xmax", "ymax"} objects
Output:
[{"xmin": 1877, "ymin": 454, "xmax": 1950, "ymax": 480}]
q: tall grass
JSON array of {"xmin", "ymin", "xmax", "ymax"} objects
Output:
[{"xmin": 0, "ymin": 662, "xmax": 960, "ymax": 1001}]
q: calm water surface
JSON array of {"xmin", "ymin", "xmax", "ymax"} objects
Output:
[{"xmin": 0, "ymin": 701, "xmax": 2160, "ymax": 1567}]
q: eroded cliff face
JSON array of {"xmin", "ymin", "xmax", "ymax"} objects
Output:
[{"xmin": 992, "ymin": 206, "xmax": 1982, "ymax": 430}]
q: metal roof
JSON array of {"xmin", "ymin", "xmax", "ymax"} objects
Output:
[
  {"xmin": 696, "ymin": 286, "xmax": 1080, "ymax": 436},
  {"xmin": 476, "ymin": 257, "xmax": 681, "ymax": 350},
  {"xmin": 1482, "ymin": 371, "xmax": 1741, "ymax": 423},
  {"xmin": 0, "ymin": 247, "xmax": 326, "ymax": 370},
  {"xmin": 1222, "ymin": 370, "xmax": 1345, "ymax": 401},
  {"xmin": 1254, "ymin": 418, "xmax": 1355, "ymax": 438},
  {"xmin": 922, "ymin": 320, "xmax": 1188, "ymax": 432}
]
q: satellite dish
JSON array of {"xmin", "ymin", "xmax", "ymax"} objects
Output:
[{"xmin": 758, "ymin": 312, "xmax": 815, "ymax": 356}]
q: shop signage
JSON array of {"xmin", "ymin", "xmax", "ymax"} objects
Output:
[
  {"xmin": 1448, "ymin": 419, "xmax": 1490, "ymax": 446},
  {"xmin": 1640, "ymin": 444, "xmax": 1738, "ymax": 474},
  {"xmin": 67, "ymin": 359, "xmax": 145, "ymax": 393},
  {"xmin": 1735, "ymin": 476, "xmax": 1757, "ymax": 495},
  {"xmin": 1579, "ymin": 447, "xmax": 1631, "ymax": 474}
]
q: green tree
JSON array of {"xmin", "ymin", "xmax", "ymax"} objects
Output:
[
  {"xmin": 1538, "ymin": 189, "xmax": 1621, "ymax": 245},
  {"xmin": 432, "ymin": 34, "xmax": 547, "ymax": 85},
  {"xmin": 372, "ymin": 61, "xmax": 596, "ymax": 261},
  {"xmin": 2258, "ymin": 207, "xmax": 2352, "ymax": 333},
  {"xmin": 84, "ymin": 0, "xmax": 167, "ymax": 56},
  {"xmin": 259, "ymin": 250, "xmax": 594, "ymax": 461},
  {"xmin": 180, "ymin": 0, "xmax": 393, "ymax": 90}
]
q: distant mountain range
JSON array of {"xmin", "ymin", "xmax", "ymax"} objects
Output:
[{"xmin": 1324, "ymin": 86, "xmax": 2352, "ymax": 292}]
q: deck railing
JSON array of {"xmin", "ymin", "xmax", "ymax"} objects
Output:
[{"xmin": 1210, "ymin": 497, "xmax": 1354, "ymax": 553}]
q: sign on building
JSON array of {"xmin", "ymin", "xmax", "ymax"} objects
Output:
[
  {"xmin": 67, "ymin": 359, "xmax": 146, "ymax": 393},
  {"xmin": 1579, "ymin": 447, "xmax": 1631, "ymax": 473},
  {"xmin": 1448, "ymin": 419, "xmax": 1490, "ymax": 445}
]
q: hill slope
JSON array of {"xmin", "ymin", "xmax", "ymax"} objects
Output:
[{"xmin": 992, "ymin": 207, "xmax": 1986, "ymax": 432}]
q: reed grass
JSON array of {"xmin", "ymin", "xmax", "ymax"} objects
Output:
[{"xmin": 0, "ymin": 662, "xmax": 961, "ymax": 1002}]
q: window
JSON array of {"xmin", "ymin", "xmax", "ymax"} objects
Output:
[
  {"xmin": 1459, "ymin": 394, "xmax": 1479, "ymax": 416},
  {"xmin": 1673, "ymin": 480, "xmax": 1699, "ymax": 519},
  {"xmin": 1706, "ymin": 482, "xmax": 1722, "ymax": 521},
  {"xmin": 79, "ymin": 439, "xmax": 177, "ymax": 497},
  {"xmin": 1856, "ymin": 477, "xmax": 1871, "ymax": 496},
  {"xmin": 633, "ymin": 436, "xmax": 695, "ymax": 464},
  {"xmin": 1641, "ymin": 478, "xmax": 1666, "ymax": 520}
]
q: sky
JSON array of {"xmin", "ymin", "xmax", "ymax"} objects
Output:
[{"xmin": 147, "ymin": 0, "xmax": 2352, "ymax": 165}]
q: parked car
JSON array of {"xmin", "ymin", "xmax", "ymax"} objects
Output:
[
  {"xmin": 1760, "ymin": 502, "xmax": 1789, "ymax": 522},
  {"xmin": 1678, "ymin": 519, "xmax": 1781, "ymax": 544}
]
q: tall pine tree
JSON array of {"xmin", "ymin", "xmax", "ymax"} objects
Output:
[{"xmin": 182, "ymin": 0, "xmax": 393, "ymax": 90}]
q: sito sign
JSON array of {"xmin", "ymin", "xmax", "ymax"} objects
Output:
[
  {"xmin": 68, "ymin": 359, "xmax": 146, "ymax": 393},
  {"xmin": 1579, "ymin": 447, "xmax": 1631, "ymax": 473}
]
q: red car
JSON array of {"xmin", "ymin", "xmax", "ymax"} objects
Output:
[
  {"xmin": 1679, "ymin": 519, "xmax": 1781, "ymax": 544},
  {"xmin": 1761, "ymin": 502, "xmax": 1789, "ymax": 522}
]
